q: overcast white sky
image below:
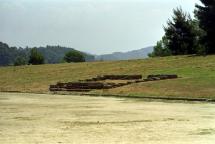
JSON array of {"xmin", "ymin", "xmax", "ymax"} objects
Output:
[{"xmin": 0, "ymin": 0, "xmax": 200, "ymax": 54}]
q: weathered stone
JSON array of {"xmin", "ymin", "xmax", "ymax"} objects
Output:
[
  {"xmin": 49, "ymin": 74, "xmax": 178, "ymax": 92},
  {"xmin": 102, "ymin": 75, "xmax": 142, "ymax": 80},
  {"xmin": 147, "ymin": 74, "xmax": 178, "ymax": 80}
]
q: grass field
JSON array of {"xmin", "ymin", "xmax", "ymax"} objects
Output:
[{"xmin": 1, "ymin": 55, "xmax": 215, "ymax": 99}]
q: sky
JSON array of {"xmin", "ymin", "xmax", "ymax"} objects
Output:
[{"xmin": 0, "ymin": 0, "xmax": 201, "ymax": 54}]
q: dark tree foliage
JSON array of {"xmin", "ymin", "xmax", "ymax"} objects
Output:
[
  {"xmin": 14, "ymin": 56, "xmax": 28, "ymax": 66},
  {"xmin": 37, "ymin": 46, "xmax": 73, "ymax": 64},
  {"xmin": 28, "ymin": 48, "xmax": 44, "ymax": 65},
  {"xmin": 148, "ymin": 36, "xmax": 171, "ymax": 57},
  {"xmin": 164, "ymin": 7, "xmax": 200, "ymax": 55},
  {"xmin": 36, "ymin": 46, "xmax": 95, "ymax": 63},
  {"xmin": 64, "ymin": 51, "xmax": 85, "ymax": 63},
  {"xmin": 0, "ymin": 42, "xmax": 95, "ymax": 66},
  {"xmin": 195, "ymin": 0, "xmax": 215, "ymax": 54},
  {"xmin": 0, "ymin": 42, "xmax": 28, "ymax": 66},
  {"xmin": 0, "ymin": 42, "xmax": 12, "ymax": 66}
]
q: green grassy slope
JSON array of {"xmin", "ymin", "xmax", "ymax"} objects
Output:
[{"xmin": 1, "ymin": 55, "xmax": 215, "ymax": 99}]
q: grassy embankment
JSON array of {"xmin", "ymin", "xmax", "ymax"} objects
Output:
[{"xmin": 1, "ymin": 55, "xmax": 215, "ymax": 99}]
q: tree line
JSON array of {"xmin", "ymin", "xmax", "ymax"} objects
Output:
[
  {"xmin": 149, "ymin": 0, "xmax": 215, "ymax": 57},
  {"xmin": 0, "ymin": 42, "xmax": 94, "ymax": 66}
]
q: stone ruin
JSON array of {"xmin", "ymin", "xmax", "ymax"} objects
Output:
[
  {"xmin": 147, "ymin": 74, "xmax": 178, "ymax": 80},
  {"xmin": 84, "ymin": 75, "xmax": 143, "ymax": 81},
  {"xmin": 49, "ymin": 74, "xmax": 178, "ymax": 92}
]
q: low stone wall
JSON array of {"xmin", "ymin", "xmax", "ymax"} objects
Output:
[
  {"xmin": 49, "ymin": 81, "xmax": 130, "ymax": 91},
  {"xmin": 50, "ymin": 82, "xmax": 104, "ymax": 91},
  {"xmin": 84, "ymin": 75, "xmax": 142, "ymax": 81},
  {"xmin": 49, "ymin": 74, "xmax": 178, "ymax": 92},
  {"xmin": 147, "ymin": 74, "xmax": 178, "ymax": 80}
]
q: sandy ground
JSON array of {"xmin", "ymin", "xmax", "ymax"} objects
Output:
[{"xmin": 0, "ymin": 93, "xmax": 215, "ymax": 144}]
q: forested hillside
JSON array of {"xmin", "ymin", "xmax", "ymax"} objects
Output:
[{"xmin": 0, "ymin": 42, "xmax": 95, "ymax": 66}]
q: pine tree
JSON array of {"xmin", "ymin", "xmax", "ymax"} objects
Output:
[
  {"xmin": 164, "ymin": 7, "xmax": 199, "ymax": 55},
  {"xmin": 195, "ymin": 0, "xmax": 215, "ymax": 54}
]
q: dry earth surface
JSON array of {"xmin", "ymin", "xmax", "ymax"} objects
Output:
[{"xmin": 0, "ymin": 92, "xmax": 215, "ymax": 144}]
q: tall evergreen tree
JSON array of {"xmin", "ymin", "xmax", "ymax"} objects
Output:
[
  {"xmin": 164, "ymin": 7, "xmax": 199, "ymax": 55},
  {"xmin": 195, "ymin": 0, "xmax": 215, "ymax": 54}
]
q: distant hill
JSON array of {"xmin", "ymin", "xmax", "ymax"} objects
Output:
[
  {"xmin": 36, "ymin": 46, "xmax": 95, "ymax": 63},
  {"xmin": 0, "ymin": 42, "xmax": 95, "ymax": 66},
  {"xmin": 95, "ymin": 46, "xmax": 153, "ymax": 61},
  {"xmin": 0, "ymin": 41, "xmax": 153, "ymax": 66}
]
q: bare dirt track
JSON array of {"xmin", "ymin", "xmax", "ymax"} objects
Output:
[{"xmin": 0, "ymin": 93, "xmax": 215, "ymax": 144}]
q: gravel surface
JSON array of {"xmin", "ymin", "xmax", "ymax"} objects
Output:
[{"xmin": 0, "ymin": 92, "xmax": 215, "ymax": 144}]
